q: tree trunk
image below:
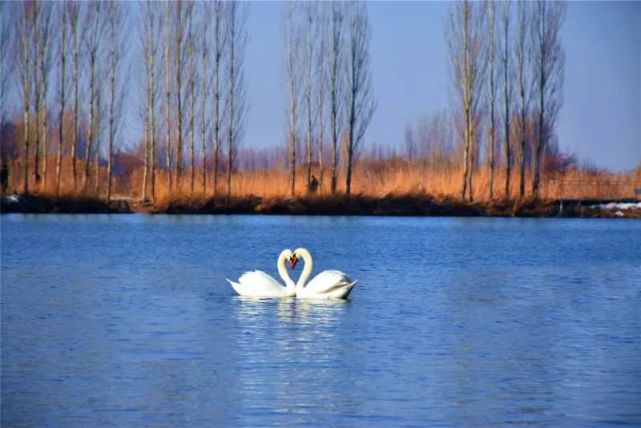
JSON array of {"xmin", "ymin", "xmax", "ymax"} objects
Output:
[
  {"xmin": 502, "ymin": 3, "xmax": 511, "ymax": 201},
  {"xmin": 188, "ymin": 13, "xmax": 195, "ymax": 195},
  {"xmin": 71, "ymin": 5, "xmax": 79, "ymax": 191},
  {"xmin": 84, "ymin": 53, "xmax": 95, "ymax": 195},
  {"xmin": 107, "ymin": 48, "xmax": 115, "ymax": 201},
  {"xmin": 164, "ymin": 4, "xmax": 172, "ymax": 193},
  {"xmin": 56, "ymin": 5, "xmax": 67, "ymax": 197},
  {"xmin": 21, "ymin": 6, "xmax": 31, "ymax": 194}
]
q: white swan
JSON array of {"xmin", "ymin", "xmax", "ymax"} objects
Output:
[
  {"xmin": 226, "ymin": 249, "xmax": 297, "ymax": 298},
  {"xmin": 292, "ymin": 248, "xmax": 357, "ymax": 299}
]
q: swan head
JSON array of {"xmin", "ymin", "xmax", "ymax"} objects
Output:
[
  {"xmin": 290, "ymin": 248, "xmax": 310, "ymax": 269},
  {"xmin": 279, "ymin": 249, "xmax": 295, "ymax": 266},
  {"xmin": 290, "ymin": 254, "xmax": 299, "ymax": 269}
]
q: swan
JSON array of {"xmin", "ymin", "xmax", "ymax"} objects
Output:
[
  {"xmin": 291, "ymin": 248, "xmax": 357, "ymax": 299},
  {"xmin": 226, "ymin": 249, "xmax": 297, "ymax": 298}
]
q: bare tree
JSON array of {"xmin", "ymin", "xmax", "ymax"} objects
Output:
[
  {"xmin": 33, "ymin": 2, "xmax": 53, "ymax": 191},
  {"xmin": 285, "ymin": 3, "xmax": 301, "ymax": 196},
  {"xmin": 83, "ymin": 1, "xmax": 104, "ymax": 195},
  {"xmin": 212, "ymin": 0, "xmax": 226, "ymax": 197},
  {"xmin": 515, "ymin": 0, "xmax": 531, "ymax": 199},
  {"xmin": 404, "ymin": 125, "xmax": 417, "ymax": 161},
  {"xmin": 344, "ymin": 2, "xmax": 375, "ymax": 196},
  {"xmin": 226, "ymin": 1, "xmax": 247, "ymax": 201},
  {"xmin": 174, "ymin": 0, "xmax": 190, "ymax": 188},
  {"xmin": 531, "ymin": 0, "xmax": 565, "ymax": 196},
  {"xmin": 55, "ymin": 2, "xmax": 68, "ymax": 196},
  {"xmin": 106, "ymin": 1, "xmax": 127, "ymax": 201},
  {"xmin": 17, "ymin": 3, "xmax": 33, "ymax": 193},
  {"xmin": 0, "ymin": 3, "xmax": 13, "ymax": 169},
  {"xmin": 484, "ymin": 0, "xmax": 497, "ymax": 199},
  {"xmin": 499, "ymin": 1, "xmax": 512, "ymax": 200},
  {"xmin": 302, "ymin": 3, "xmax": 316, "ymax": 191},
  {"xmin": 328, "ymin": 1, "xmax": 344, "ymax": 194},
  {"xmin": 187, "ymin": 8, "xmax": 199, "ymax": 194},
  {"xmin": 200, "ymin": 2, "xmax": 212, "ymax": 195},
  {"xmin": 93, "ymin": 55, "xmax": 104, "ymax": 196},
  {"xmin": 68, "ymin": 1, "xmax": 81, "ymax": 191},
  {"xmin": 447, "ymin": 0, "xmax": 486, "ymax": 202},
  {"xmin": 163, "ymin": 2, "xmax": 173, "ymax": 193},
  {"xmin": 315, "ymin": 2, "xmax": 328, "ymax": 193},
  {"xmin": 141, "ymin": 2, "xmax": 159, "ymax": 201}
]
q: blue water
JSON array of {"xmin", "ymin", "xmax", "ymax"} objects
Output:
[{"xmin": 1, "ymin": 214, "xmax": 640, "ymax": 426}]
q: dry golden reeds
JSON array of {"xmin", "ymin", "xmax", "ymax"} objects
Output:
[{"xmin": 4, "ymin": 155, "xmax": 640, "ymax": 203}]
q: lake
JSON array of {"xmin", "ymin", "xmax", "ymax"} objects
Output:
[{"xmin": 1, "ymin": 214, "xmax": 640, "ymax": 426}]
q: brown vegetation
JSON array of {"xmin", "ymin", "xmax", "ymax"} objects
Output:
[{"xmin": 2, "ymin": 150, "xmax": 639, "ymax": 218}]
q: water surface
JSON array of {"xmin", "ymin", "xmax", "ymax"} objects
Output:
[{"xmin": 2, "ymin": 215, "xmax": 640, "ymax": 426}]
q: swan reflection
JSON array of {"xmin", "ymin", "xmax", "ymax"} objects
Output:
[
  {"xmin": 231, "ymin": 295, "xmax": 349, "ymax": 326},
  {"xmin": 230, "ymin": 297, "xmax": 355, "ymax": 419}
]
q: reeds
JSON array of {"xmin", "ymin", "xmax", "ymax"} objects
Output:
[{"xmin": 5, "ymin": 156, "xmax": 640, "ymax": 203}]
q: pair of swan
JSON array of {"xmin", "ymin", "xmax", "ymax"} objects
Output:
[{"xmin": 227, "ymin": 248, "xmax": 357, "ymax": 299}]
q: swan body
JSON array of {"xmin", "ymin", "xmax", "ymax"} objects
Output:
[
  {"xmin": 227, "ymin": 249, "xmax": 296, "ymax": 298},
  {"xmin": 293, "ymin": 248, "xmax": 357, "ymax": 299}
]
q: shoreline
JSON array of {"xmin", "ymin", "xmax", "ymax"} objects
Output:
[{"xmin": 1, "ymin": 193, "xmax": 640, "ymax": 218}]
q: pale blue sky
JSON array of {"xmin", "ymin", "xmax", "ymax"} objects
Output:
[{"xmin": 244, "ymin": 1, "xmax": 640, "ymax": 171}]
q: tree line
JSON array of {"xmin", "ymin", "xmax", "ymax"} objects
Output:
[
  {"xmin": 447, "ymin": 0, "xmax": 565, "ymax": 201},
  {"xmin": 284, "ymin": 2, "xmax": 376, "ymax": 197},
  {"xmin": 0, "ymin": 1, "xmax": 565, "ymax": 202},
  {"xmin": 2, "ymin": 0, "xmax": 247, "ymax": 201}
]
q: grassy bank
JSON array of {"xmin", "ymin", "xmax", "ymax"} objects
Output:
[{"xmin": 3, "ymin": 192, "xmax": 639, "ymax": 218}]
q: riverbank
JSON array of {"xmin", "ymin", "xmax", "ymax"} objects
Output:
[{"xmin": 2, "ymin": 193, "xmax": 640, "ymax": 218}]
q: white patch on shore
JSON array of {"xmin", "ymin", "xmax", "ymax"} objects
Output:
[{"xmin": 589, "ymin": 202, "xmax": 641, "ymax": 211}]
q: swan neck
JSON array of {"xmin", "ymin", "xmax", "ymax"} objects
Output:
[
  {"xmin": 296, "ymin": 248, "xmax": 313, "ymax": 289},
  {"xmin": 277, "ymin": 250, "xmax": 295, "ymax": 290}
]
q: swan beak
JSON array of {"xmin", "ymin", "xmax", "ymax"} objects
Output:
[{"xmin": 290, "ymin": 256, "xmax": 298, "ymax": 269}]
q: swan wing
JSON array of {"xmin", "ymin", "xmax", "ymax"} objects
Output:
[
  {"xmin": 228, "ymin": 270, "xmax": 287, "ymax": 298},
  {"xmin": 301, "ymin": 270, "xmax": 357, "ymax": 298}
]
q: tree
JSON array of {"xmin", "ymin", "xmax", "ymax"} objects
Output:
[
  {"xmin": 328, "ymin": 2, "xmax": 344, "ymax": 194},
  {"xmin": 141, "ymin": 1, "xmax": 160, "ymax": 201},
  {"xmin": 499, "ymin": 1, "xmax": 512, "ymax": 200},
  {"xmin": 531, "ymin": 0, "xmax": 565, "ymax": 196},
  {"xmin": 55, "ymin": 1, "xmax": 68, "ymax": 196},
  {"xmin": 84, "ymin": 1, "xmax": 104, "ymax": 195},
  {"xmin": 212, "ymin": 0, "xmax": 226, "ymax": 196},
  {"xmin": 68, "ymin": 1, "xmax": 81, "ymax": 191},
  {"xmin": 285, "ymin": 3, "xmax": 301, "ymax": 196},
  {"xmin": 200, "ymin": 2, "xmax": 212, "ymax": 195},
  {"xmin": 174, "ymin": 0, "xmax": 190, "ymax": 187},
  {"xmin": 162, "ymin": 2, "xmax": 173, "ymax": 193},
  {"xmin": 187, "ymin": 6, "xmax": 196, "ymax": 194},
  {"xmin": 515, "ymin": 0, "xmax": 531, "ymax": 199},
  {"xmin": 17, "ymin": 2, "xmax": 33, "ymax": 193},
  {"xmin": 447, "ymin": 0, "xmax": 486, "ymax": 202},
  {"xmin": 106, "ymin": 1, "xmax": 126, "ymax": 201},
  {"xmin": 226, "ymin": 1, "xmax": 247, "ymax": 201},
  {"xmin": 303, "ymin": 3, "xmax": 316, "ymax": 191},
  {"xmin": 484, "ymin": 0, "xmax": 497, "ymax": 199},
  {"xmin": 315, "ymin": 2, "xmax": 328, "ymax": 193},
  {"xmin": 0, "ymin": 3, "xmax": 14, "ymax": 169},
  {"xmin": 344, "ymin": 2, "xmax": 375, "ymax": 196},
  {"xmin": 32, "ymin": 1, "xmax": 53, "ymax": 191}
]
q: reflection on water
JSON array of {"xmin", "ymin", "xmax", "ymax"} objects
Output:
[
  {"xmin": 231, "ymin": 298, "xmax": 354, "ymax": 423},
  {"xmin": 2, "ymin": 214, "xmax": 640, "ymax": 426}
]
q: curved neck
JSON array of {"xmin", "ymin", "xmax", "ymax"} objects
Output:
[
  {"xmin": 295, "ymin": 248, "xmax": 313, "ymax": 290},
  {"xmin": 277, "ymin": 250, "xmax": 295, "ymax": 291}
]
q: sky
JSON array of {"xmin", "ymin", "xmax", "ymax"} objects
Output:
[{"xmin": 243, "ymin": 1, "xmax": 640, "ymax": 172}]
